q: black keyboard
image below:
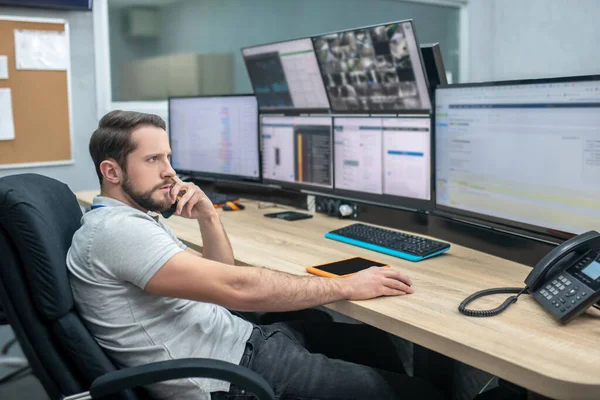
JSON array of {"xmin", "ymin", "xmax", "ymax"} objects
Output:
[
  {"xmin": 325, "ymin": 223, "xmax": 450, "ymax": 262},
  {"xmin": 204, "ymin": 191, "xmax": 239, "ymax": 205}
]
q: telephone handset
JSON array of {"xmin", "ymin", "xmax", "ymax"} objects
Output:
[{"xmin": 459, "ymin": 230, "xmax": 600, "ymax": 324}]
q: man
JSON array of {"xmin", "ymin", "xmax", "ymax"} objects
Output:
[{"xmin": 67, "ymin": 110, "xmax": 444, "ymax": 400}]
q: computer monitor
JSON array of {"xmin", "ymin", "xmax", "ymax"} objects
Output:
[
  {"xmin": 168, "ymin": 95, "xmax": 260, "ymax": 182},
  {"xmin": 333, "ymin": 116, "xmax": 432, "ymax": 210},
  {"xmin": 420, "ymin": 43, "xmax": 447, "ymax": 89},
  {"xmin": 261, "ymin": 115, "xmax": 333, "ymax": 189},
  {"xmin": 435, "ymin": 75, "xmax": 600, "ymax": 237},
  {"xmin": 242, "ymin": 38, "xmax": 330, "ymax": 112},
  {"xmin": 312, "ymin": 20, "xmax": 431, "ymax": 113}
]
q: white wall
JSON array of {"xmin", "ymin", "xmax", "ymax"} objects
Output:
[
  {"xmin": 108, "ymin": 6, "xmax": 159, "ymax": 101},
  {"xmin": 157, "ymin": 0, "xmax": 461, "ymax": 93},
  {"xmin": 467, "ymin": 0, "xmax": 600, "ymax": 82},
  {"xmin": 0, "ymin": 7, "xmax": 100, "ymax": 192}
]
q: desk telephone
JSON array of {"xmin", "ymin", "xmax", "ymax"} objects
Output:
[{"xmin": 459, "ymin": 230, "xmax": 600, "ymax": 324}]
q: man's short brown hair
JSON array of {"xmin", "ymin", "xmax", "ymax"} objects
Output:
[{"xmin": 89, "ymin": 110, "xmax": 166, "ymax": 185}]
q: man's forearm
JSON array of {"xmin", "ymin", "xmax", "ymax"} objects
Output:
[
  {"xmin": 198, "ymin": 213, "xmax": 234, "ymax": 265},
  {"xmin": 229, "ymin": 267, "xmax": 349, "ymax": 312}
]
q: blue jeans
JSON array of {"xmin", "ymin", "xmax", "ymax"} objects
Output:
[{"xmin": 211, "ymin": 321, "xmax": 446, "ymax": 400}]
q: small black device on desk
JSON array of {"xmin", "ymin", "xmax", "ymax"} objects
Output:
[
  {"xmin": 306, "ymin": 256, "xmax": 388, "ymax": 278},
  {"xmin": 264, "ymin": 211, "xmax": 313, "ymax": 221},
  {"xmin": 204, "ymin": 191, "xmax": 239, "ymax": 205},
  {"xmin": 325, "ymin": 223, "xmax": 451, "ymax": 262},
  {"xmin": 459, "ymin": 230, "xmax": 600, "ymax": 324}
]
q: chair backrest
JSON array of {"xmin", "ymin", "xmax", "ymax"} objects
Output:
[{"xmin": 0, "ymin": 174, "xmax": 139, "ymax": 399}]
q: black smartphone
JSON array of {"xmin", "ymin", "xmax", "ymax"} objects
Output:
[
  {"xmin": 306, "ymin": 257, "xmax": 389, "ymax": 278},
  {"xmin": 160, "ymin": 192, "xmax": 183, "ymax": 219},
  {"xmin": 264, "ymin": 211, "xmax": 313, "ymax": 221},
  {"xmin": 160, "ymin": 201, "xmax": 178, "ymax": 219}
]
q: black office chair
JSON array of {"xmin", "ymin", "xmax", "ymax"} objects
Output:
[
  {"xmin": 0, "ymin": 173, "xmax": 274, "ymax": 400},
  {"xmin": 0, "ymin": 304, "xmax": 30, "ymax": 384}
]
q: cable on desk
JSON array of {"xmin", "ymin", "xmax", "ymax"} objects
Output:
[{"xmin": 459, "ymin": 287, "xmax": 529, "ymax": 317}]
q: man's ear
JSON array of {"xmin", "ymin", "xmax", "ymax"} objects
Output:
[{"xmin": 99, "ymin": 159, "xmax": 122, "ymax": 185}]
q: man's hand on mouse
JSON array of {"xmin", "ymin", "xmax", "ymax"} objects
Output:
[
  {"xmin": 342, "ymin": 267, "xmax": 413, "ymax": 300},
  {"xmin": 168, "ymin": 176, "xmax": 216, "ymax": 220}
]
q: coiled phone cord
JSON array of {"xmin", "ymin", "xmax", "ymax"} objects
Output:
[{"xmin": 458, "ymin": 287, "xmax": 530, "ymax": 317}]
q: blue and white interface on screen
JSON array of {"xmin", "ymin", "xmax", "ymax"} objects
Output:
[
  {"xmin": 334, "ymin": 117, "xmax": 431, "ymax": 200},
  {"xmin": 242, "ymin": 38, "xmax": 330, "ymax": 110},
  {"xmin": 169, "ymin": 96, "xmax": 259, "ymax": 179},
  {"xmin": 435, "ymin": 80, "xmax": 600, "ymax": 234},
  {"xmin": 261, "ymin": 116, "xmax": 333, "ymax": 188}
]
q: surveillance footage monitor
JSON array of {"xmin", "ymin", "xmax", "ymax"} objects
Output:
[
  {"xmin": 420, "ymin": 43, "xmax": 447, "ymax": 89},
  {"xmin": 169, "ymin": 95, "xmax": 260, "ymax": 181},
  {"xmin": 333, "ymin": 117, "xmax": 431, "ymax": 209},
  {"xmin": 242, "ymin": 38, "xmax": 330, "ymax": 112},
  {"xmin": 261, "ymin": 115, "xmax": 333, "ymax": 189},
  {"xmin": 312, "ymin": 20, "xmax": 431, "ymax": 113},
  {"xmin": 435, "ymin": 76, "xmax": 600, "ymax": 237}
]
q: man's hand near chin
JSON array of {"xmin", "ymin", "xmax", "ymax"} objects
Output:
[
  {"xmin": 166, "ymin": 176, "xmax": 234, "ymax": 265},
  {"xmin": 167, "ymin": 176, "xmax": 216, "ymax": 220}
]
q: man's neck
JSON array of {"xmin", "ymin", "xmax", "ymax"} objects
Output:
[{"xmin": 99, "ymin": 187, "xmax": 147, "ymax": 213}]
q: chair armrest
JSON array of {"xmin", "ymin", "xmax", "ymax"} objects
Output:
[
  {"xmin": 89, "ymin": 358, "xmax": 275, "ymax": 400},
  {"xmin": 0, "ymin": 356, "xmax": 28, "ymax": 368}
]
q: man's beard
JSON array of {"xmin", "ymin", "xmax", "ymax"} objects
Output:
[{"xmin": 122, "ymin": 173, "xmax": 172, "ymax": 212}]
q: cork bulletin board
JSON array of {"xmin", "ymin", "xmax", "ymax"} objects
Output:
[{"xmin": 0, "ymin": 16, "xmax": 72, "ymax": 168}]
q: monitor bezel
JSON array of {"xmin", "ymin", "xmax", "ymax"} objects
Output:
[
  {"xmin": 0, "ymin": 0, "xmax": 92, "ymax": 10},
  {"xmin": 420, "ymin": 43, "xmax": 447, "ymax": 87},
  {"xmin": 241, "ymin": 37, "xmax": 332, "ymax": 114},
  {"xmin": 311, "ymin": 19, "xmax": 431, "ymax": 116},
  {"xmin": 432, "ymin": 74, "xmax": 600, "ymax": 241},
  {"xmin": 168, "ymin": 93, "xmax": 262, "ymax": 183},
  {"xmin": 260, "ymin": 114, "xmax": 336, "ymax": 193},
  {"xmin": 331, "ymin": 115, "xmax": 434, "ymax": 212}
]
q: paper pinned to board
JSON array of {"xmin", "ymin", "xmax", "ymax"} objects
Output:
[
  {"xmin": 14, "ymin": 29, "xmax": 69, "ymax": 70},
  {"xmin": 0, "ymin": 88, "xmax": 15, "ymax": 141},
  {"xmin": 0, "ymin": 56, "xmax": 8, "ymax": 79}
]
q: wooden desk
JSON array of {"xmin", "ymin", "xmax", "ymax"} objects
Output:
[{"xmin": 76, "ymin": 191, "xmax": 600, "ymax": 400}]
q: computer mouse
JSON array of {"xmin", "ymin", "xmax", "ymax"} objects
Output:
[{"xmin": 222, "ymin": 201, "xmax": 244, "ymax": 211}]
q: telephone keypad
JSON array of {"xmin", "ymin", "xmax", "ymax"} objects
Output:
[
  {"xmin": 565, "ymin": 286, "xmax": 579, "ymax": 297},
  {"xmin": 535, "ymin": 259, "xmax": 599, "ymax": 324}
]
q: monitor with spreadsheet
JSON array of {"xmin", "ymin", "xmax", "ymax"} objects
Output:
[
  {"xmin": 333, "ymin": 116, "xmax": 432, "ymax": 210},
  {"xmin": 242, "ymin": 38, "xmax": 330, "ymax": 112},
  {"xmin": 435, "ymin": 75, "xmax": 600, "ymax": 237},
  {"xmin": 261, "ymin": 115, "xmax": 333, "ymax": 189},
  {"xmin": 168, "ymin": 95, "xmax": 260, "ymax": 181},
  {"xmin": 312, "ymin": 20, "xmax": 430, "ymax": 113}
]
